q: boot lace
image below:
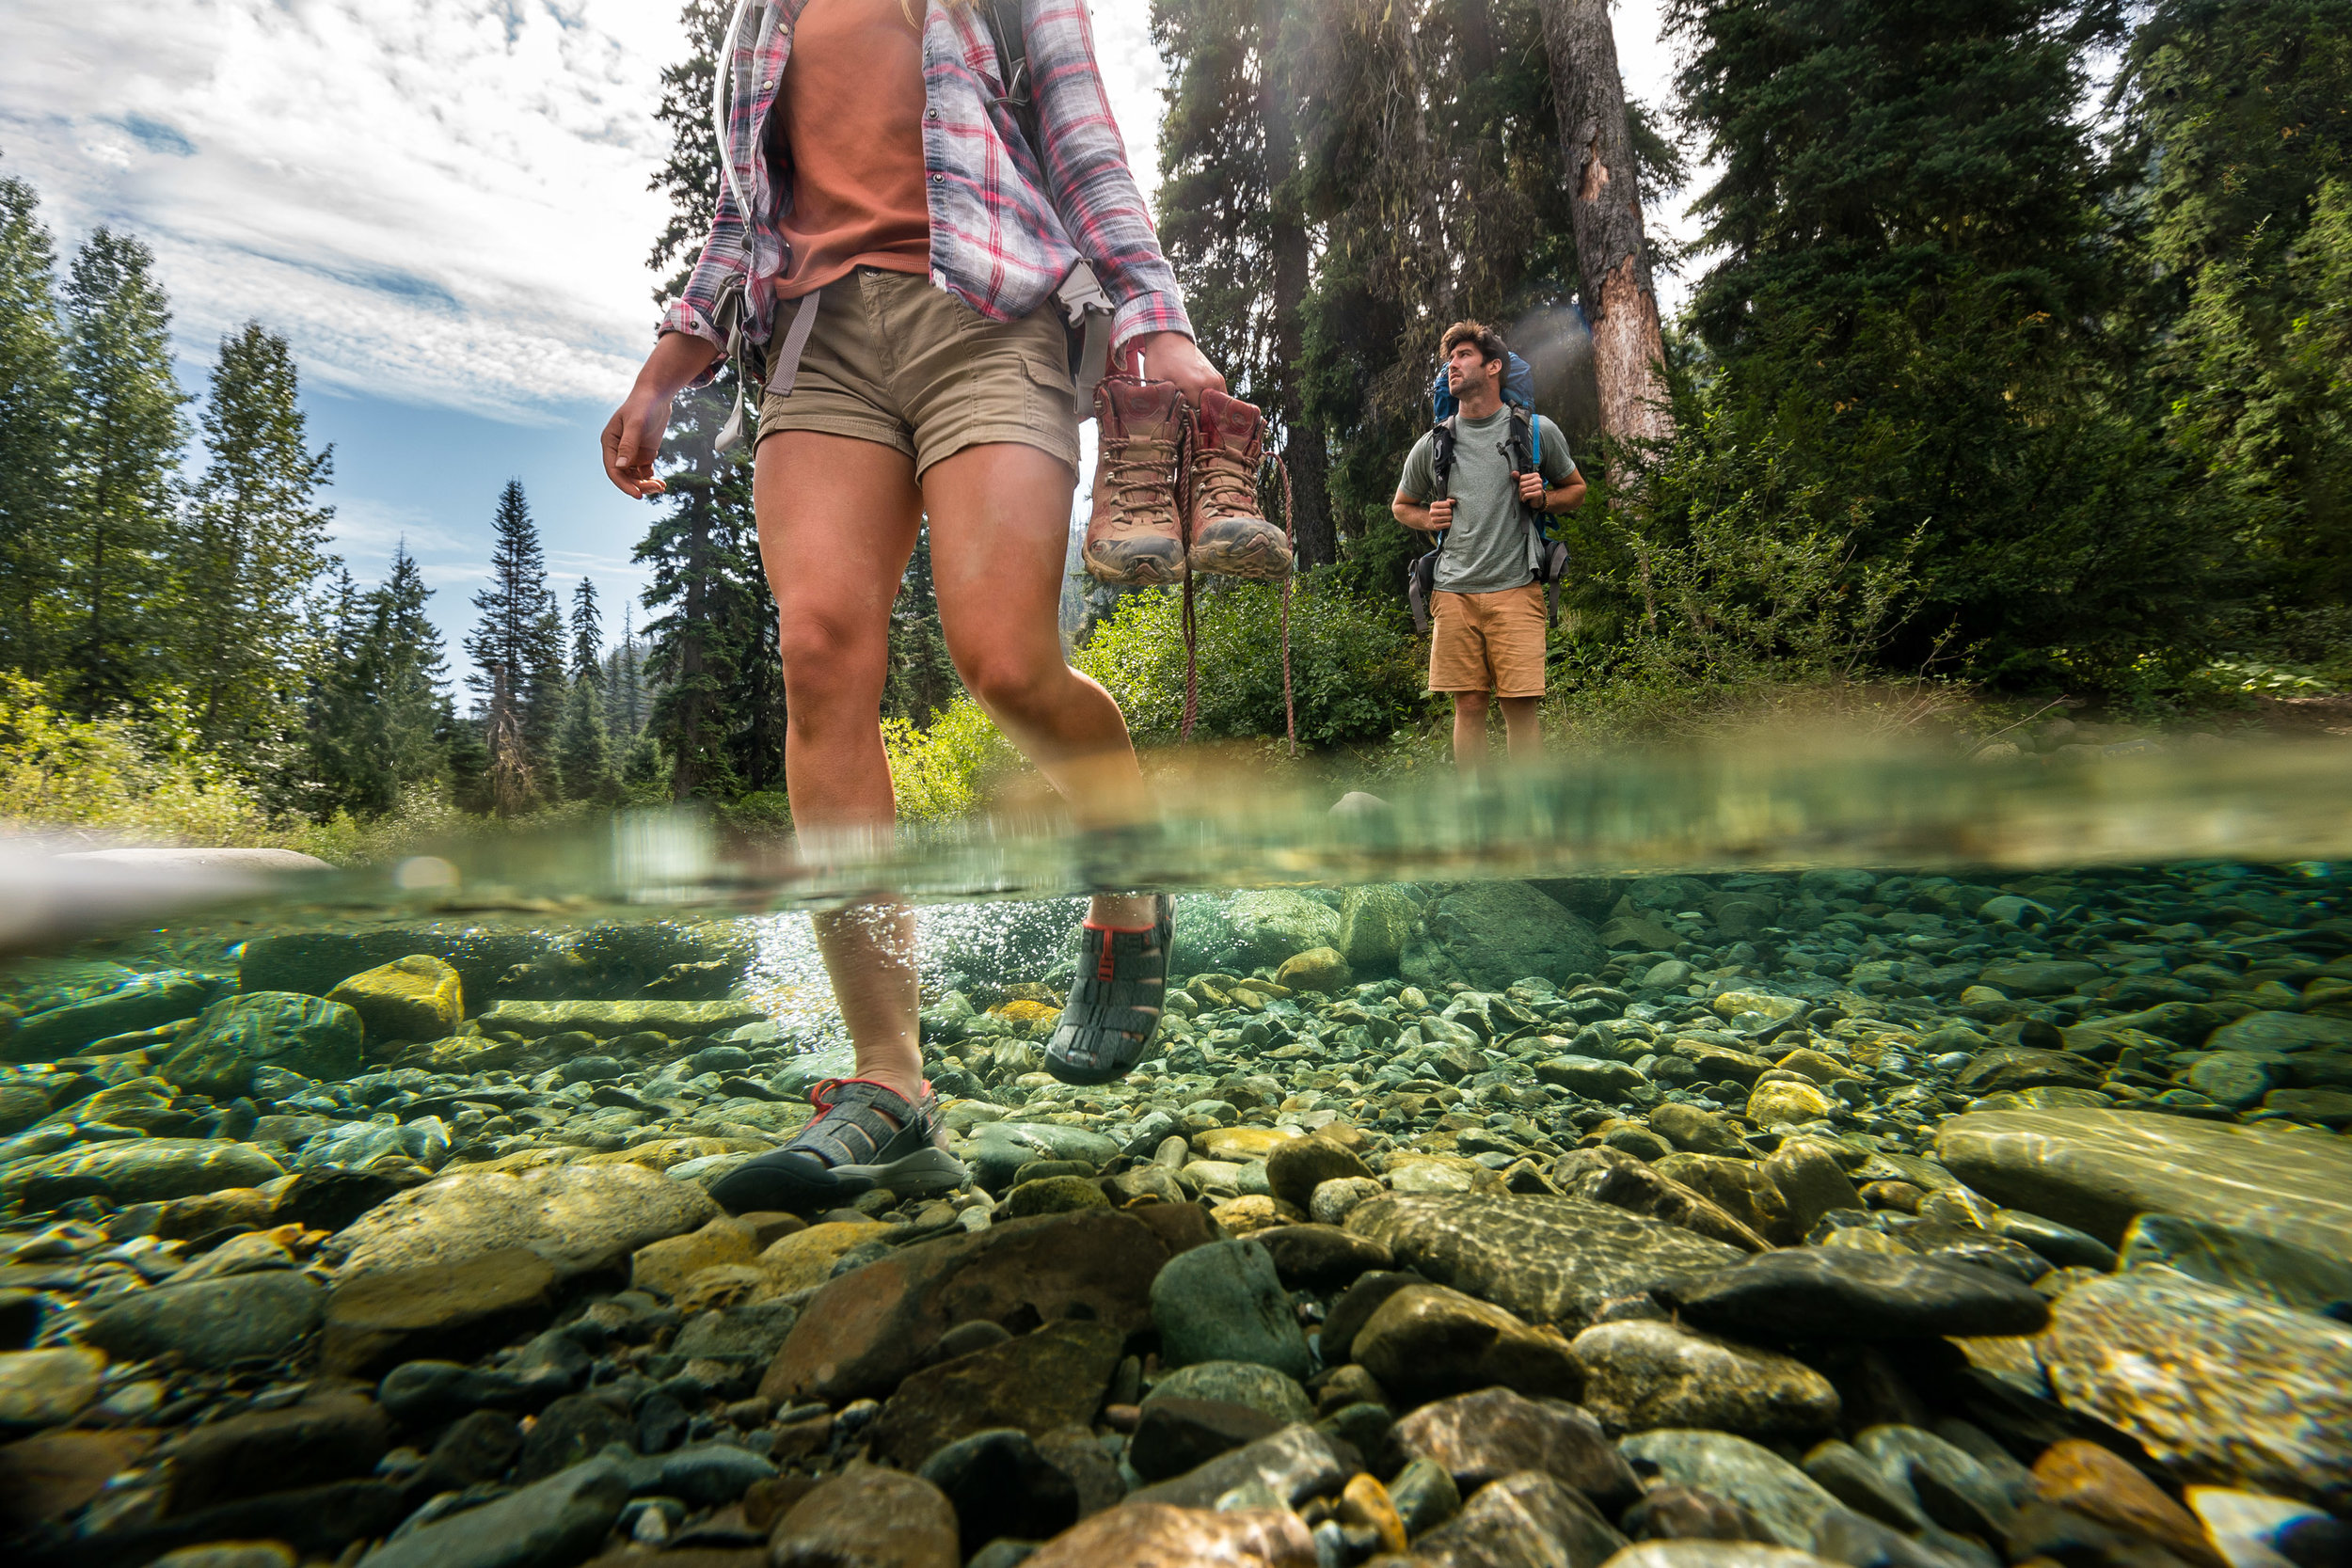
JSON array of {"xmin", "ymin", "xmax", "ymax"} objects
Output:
[
  {"xmin": 1104, "ymin": 436, "xmax": 1180, "ymax": 531},
  {"xmin": 1194, "ymin": 444, "xmax": 1260, "ymax": 520}
]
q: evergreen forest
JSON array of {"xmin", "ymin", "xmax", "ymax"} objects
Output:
[{"xmin": 2, "ymin": 0, "xmax": 2346, "ymax": 848}]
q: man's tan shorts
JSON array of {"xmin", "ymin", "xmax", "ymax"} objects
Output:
[
  {"xmin": 756, "ymin": 267, "xmax": 1080, "ymax": 478},
  {"xmin": 1429, "ymin": 582, "xmax": 1548, "ymax": 697}
]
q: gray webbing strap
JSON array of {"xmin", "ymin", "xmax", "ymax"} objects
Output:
[
  {"xmin": 1055, "ymin": 261, "xmax": 1115, "ymax": 414},
  {"xmin": 767, "ymin": 286, "xmax": 824, "ymax": 397}
]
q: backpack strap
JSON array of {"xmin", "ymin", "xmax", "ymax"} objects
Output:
[
  {"xmin": 1430, "ymin": 415, "xmax": 1459, "ymax": 501},
  {"xmin": 982, "ymin": 0, "xmax": 1041, "ymax": 157}
]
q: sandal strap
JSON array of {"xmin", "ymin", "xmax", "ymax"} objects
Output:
[{"xmin": 788, "ymin": 1078, "xmax": 914, "ymax": 1168}]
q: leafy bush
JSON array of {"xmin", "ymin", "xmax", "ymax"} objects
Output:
[
  {"xmin": 0, "ymin": 671, "xmax": 274, "ymax": 843},
  {"xmin": 1073, "ymin": 579, "xmax": 1422, "ymax": 747},
  {"xmin": 881, "ymin": 696, "xmax": 1021, "ymax": 821}
]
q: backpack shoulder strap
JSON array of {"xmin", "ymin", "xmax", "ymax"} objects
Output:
[
  {"xmin": 982, "ymin": 1, "xmax": 1041, "ymax": 155},
  {"xmin": 1431, "ymin": 415, "xmax": 1459, "ymax": 497}
]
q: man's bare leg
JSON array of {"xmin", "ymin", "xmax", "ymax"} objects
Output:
[
  {"xmin": 1452, "ymin": 690, "xmax": 1493, "ymax": 773},
  {"xmin": 1500, "ymin": 695, "xmax": 1543, "ymax": 762},
  {"xmin": 925, "ymin": 440, "xmax": 1156, "ymax": 930},
  {"xmin": 755, "ymin": 432, "xmax": 928, "ymax": 1103}
]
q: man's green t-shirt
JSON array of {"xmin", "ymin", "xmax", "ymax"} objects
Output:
[{"xmin": 1397, "ymin": 409, "xmax": 1577, "ymax": 594}]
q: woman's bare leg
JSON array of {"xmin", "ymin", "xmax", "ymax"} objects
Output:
[
  {"xmin": 753, "ymin": 432, "xmax": 927, "ymax": 1102},
  {"xmin": 923, "ymin": 441, "xmax": 1156, "ymax": 929}
]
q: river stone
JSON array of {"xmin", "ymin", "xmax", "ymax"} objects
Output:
[
  {"xmin": 1748, "ymin": 1080, "xmax": 1837, "ymax": 1127},
  {"xmin": 1934, "ymin": 1108, "xmax": 2352, "ymax": 1254},
  {"xmin": 321, "ymin": 1246, "xmax": 560, "ymax": 1375},
  {"xmin": 1659, "ymin": 1247, "xmax": 2050, "ymax": 1341},
  {"xmin": 1025, "ymin": 1501, "xmax": 1314, "ymax": 1568},
  {"xmin": 1548, "ymin": 1148, "xmax": 1771, "ymax": 1253},
  {"xmin": 1391, "ymin": 1387, "xmax": 1637, "ymax": 1503},
  {"xmin": 6, "ymin": 971, "xmax": 215, "ymax": 1062},
  {"xmin": 1655, "ymin": 1154, "xmax": 1796, "ymax": 1244},
  {"xmin": 83, "ymin": 1272, "xmax": 325, "ymax": 1369},
  {"xmin": 1152, "ymin": 1238, "xmax": 1311, "ymax": 1378},
  {"xmin": 1619, "ymin": 1431, "xmax": 1846, "ymax": 1549},
  {"xmin": 1263, "ymin": 1134, "xmax": 1373, "ymax": 1212},
  {"xmin": 327, "ymin": 956, "xmax": 464, "ymax": 1046},
  {"xmin": 1405, "ymin": 882, "xmax": 1606, "ymax": 992},
  {"xmin": 1651, "ymin": 1103, "xmax": 1751, "ymax": 1158},
  {"xmin": 1354, "ymin": 1283, "xmax": 1584, "ymax": 1403},
  {"xmin": 1955, "ymin": 1049, "xmax": 2105, "ymax": 1097},
  {"xmin": 1764, "ymin": 1141, "xmax": 1867, "ymax": 1235},
  {"xmin": 2040, "ymin": 1265, "xmax": 2352, "ymax": 1510},
  {"xmin": 155, "ymin": 992, "xmax": 365, "ymax": 1096},
  {"xmin": 356, "ymin": 1454, "xmax": 629, "ymax": 1568},
  {"xmin": 2205, "ymin": 1011, "xmax": 2352, "ymax": 1053},
  {"xmin": 1222, "ymin": 890, "xmax": 1344, "ymax": 969},
  {"xmin": 2118, "ymin": 1212, "xmax": 2352, "ymax": 1314},
  {"xmin": 763, "ymin": 1208, "xmax": 1175, "ymax": 1404},
  {"xmin": 1124, "ymin": 1424, "xmax": 1353, "ymax": 1511},
  {"xmin": 1570, "ymin": 1320, "xmax": 1839, "ymax": 1438},
  {"xmin": 1409, "ymin": 1470, "xmax": 1629, "ymax": 1568},
  {"xmin": 1341, "ymin": 884, "xmax": 1420, "ymax": 972},
  {"xmin": 1345, "ymin": 1193, "xmax": 1745, "ymax": 1330},
  {"xmin": 0, "ymin": 1346, "xmax": 105, "ymax": 1427},
  {"xmin": 2184, "ymin": 1053, "xmax": 2278, "ymax": 1110},
  {"xmin": 0, "ymin": 1137, "xmax": 285, "ymax": 1205},
  {"xmin": 1977, "ymin": 961, "xmax": 2104, "ymax": 998},
  {"xmin": 328, "ymin": 1161, "xmax": 717, "ymax": 1279},
  {"xmin": 2029, "ymin": 1439, "xmax": 2222, "ymax": 1568},
  {"xmin": 1145, "ymin": 1360, "xmax": 1314, "ymax": 1424},
  {"xmin": 961, "ymin": 1120, "xmax": 1123, "ymax": 1188},
  {"xmin": 1602, "ymin": 1545, "xmax": 1848, "ymax": 1568},
  {"xmin": 471, "ymin": 999, "xmax": 766, "ymax": 1039}
]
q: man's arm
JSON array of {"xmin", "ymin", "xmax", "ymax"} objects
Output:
[
  {"xmin": 1514, "ymin": 467, "xmax": 1586, "ymax": 514},
  {"xmin": 1393, "ymin": 492, "xmax": 1455, "ymax": 531}
]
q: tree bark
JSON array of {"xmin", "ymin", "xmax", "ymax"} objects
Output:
[
  {"xmin": 1538, "ymin": 0, "xmax": 1674, "ymax": 447},
  {"xmin": 1259, "ymin": 0, "xmax": 1335, "ymax": 565}
]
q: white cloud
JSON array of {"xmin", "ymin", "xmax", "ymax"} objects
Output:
[{"xmin": 2, "ymin": 0, "xmax": 676, "ymax": 421}]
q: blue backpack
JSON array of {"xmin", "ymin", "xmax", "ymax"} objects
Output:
[{"xmin": 1408, "ymin": 351, "xmax": 1572, "ymax": 633}]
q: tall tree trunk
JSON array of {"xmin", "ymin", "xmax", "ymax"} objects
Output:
[
  {"xmin": 1259, "ymin": 0, "xmax": 1334, "ymax": 565},
  {"xmin": 1538, "ymin": 0, "xmax": 1674, "ymax": 446}
]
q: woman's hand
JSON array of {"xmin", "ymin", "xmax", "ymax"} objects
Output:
[
  {"xmin": 602, "ymin": 332, "xmax": 723, "ymax": 499},
  {"xmin": 1127, "ymin": 331, "xmax": 1226, "ymax": 407}
]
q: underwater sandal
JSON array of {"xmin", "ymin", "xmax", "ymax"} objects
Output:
[
  {"xmin": 707, "ymin": 1077, "xmax": 966, "ymax": 1214},
  {"xmin": 1044, "ymin": 895, "xmax": 1175, "ymax": 1086}
]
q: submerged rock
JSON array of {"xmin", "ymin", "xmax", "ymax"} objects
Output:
[
  {"xmin": 2040, "ymin": 1264, "xmax": 2352, "ymax": 1511},
  {"xmin": 1934, "ymin": 1108, "xmax": 2352, "ymax": 1255},
  {"xmin": 328, "ymin": 1160, "xmax": 718, "ymax": 1278}
]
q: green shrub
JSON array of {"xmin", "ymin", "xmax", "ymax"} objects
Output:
[
  {"xmin": 1073, "ymin": 579, "xmax": 1422, "ymax": 747},
  {"xmin": 0, "ymin": 671, "xmax": 275, "ymax": 843},
  {"xmin": 881, "ymin": 696, "xmax": 1022, "ymax": 821}
]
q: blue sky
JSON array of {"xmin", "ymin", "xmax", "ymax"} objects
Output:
[{"xmin": 8, "ymin": 0, "xmax": 1687, "ymax": 697}]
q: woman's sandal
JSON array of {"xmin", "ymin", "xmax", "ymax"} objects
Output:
[
  {"xmin": 1044, "ymin": 895, "xmax": 1175, "ymax": 1086},
  {"xmin": 707, "ymin": 1077, "xmax": 966, "ymax": 1214}
]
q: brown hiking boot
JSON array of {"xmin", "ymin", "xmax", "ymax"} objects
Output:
[
  {"xmin": 1185, "ymin": 388, "xmax": 1293, "ymax": 579},
  {"xmin": 1083, "ymin": 376, "xmax": 1187, "ymax": 587}
]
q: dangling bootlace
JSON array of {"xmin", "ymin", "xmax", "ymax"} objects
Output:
[
  {"xmin": 1044, "ymin": 895, "xmax": 1176, "ymax": 1086},
  {"xmin": 707, "ymin": 1077, "xmax": 966, "ymax": 1214}
]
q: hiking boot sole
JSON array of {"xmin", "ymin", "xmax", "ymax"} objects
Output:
[
  {"xmin": 709, "ymin": 1146, "xmax": 968, "ymax": 1214},
  {"xmin": 1084, "ymin": 538, "xmax": 1188, "ymax": 587},
  {"xmin": 1188, "ymin": 523, "xmax": 1294, "ymax": 579}
]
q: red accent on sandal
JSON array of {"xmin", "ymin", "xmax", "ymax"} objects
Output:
[
  {"xmin": 1081, "ymin": 921, "xmax": 1160, "ymax": 933},
  {"xmin": 804, "ymin": 1076, "xmax": 911, "ymax": 1112}
]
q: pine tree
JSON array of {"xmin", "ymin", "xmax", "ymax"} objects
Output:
[
  {"xmin": 178, "ymin": 322, "xmax": 336, "ymax": 759},
  {"xmin": 464, "ymin": 480, "xmax": 565, "ymax": 808},
  {"xmin": 635, "ymin": 0, "xmax": 787, "ymax": 801},
  {"xmin": 557, "ymin": 677, "xmax": 620, "ymax": 804},
  {"xmin": 570, "ymin": 577, "xmax": 605, "ymax": 687},
  {"xmin": 883, "ymin": 527, "xmax": 957, "ymax": 727},
  {"xmin": 58, "ymin": 228, "xmax": 186, "ymax": 712},
  {"xmin": 0, "ymin": 169, "xmax": 70, "ymax": 679},
  {"xmin": 602, "ymin": 605, "xmax": 651, "ymax": 739},
  {"xmin": 308, "ymin": 545, "xmax": 452, "ymax": 815}
]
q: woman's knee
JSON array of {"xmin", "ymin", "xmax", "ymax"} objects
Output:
[
  {"xmin": 779, "ymin": 611, "xmax": 887, "ymax": 714},
  {"xmin": 954, "ymin": 645, "xmax": 1070, "ymax": 721}
]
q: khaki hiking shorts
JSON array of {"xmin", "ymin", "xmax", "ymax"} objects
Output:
[
  {"xmin": 1429, "ymin": 581, "xmax": 1548, "ymax": 698},
  {"xmin": 756, "ymin": 266, "xmax": 1080, "ymax": 478}
]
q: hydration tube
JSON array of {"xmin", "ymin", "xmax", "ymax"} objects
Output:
[{"xmin": 710, "ymin": 0, "xmax": 755, "ymax": 222}]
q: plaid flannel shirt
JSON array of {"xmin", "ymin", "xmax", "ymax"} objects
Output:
[{"xmin": 658, "ymin": 0, "xmax": 1193, "ymax": 379}]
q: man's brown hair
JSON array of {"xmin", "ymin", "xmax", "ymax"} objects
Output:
[{"xmin": 1440, "ymin": 320, "xmax": 1507, "ymax": 367}]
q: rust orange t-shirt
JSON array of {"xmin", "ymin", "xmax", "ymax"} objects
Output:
[{"xmin": 773, "ymin": 0, "xmax": 933, "ymax": 298}]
